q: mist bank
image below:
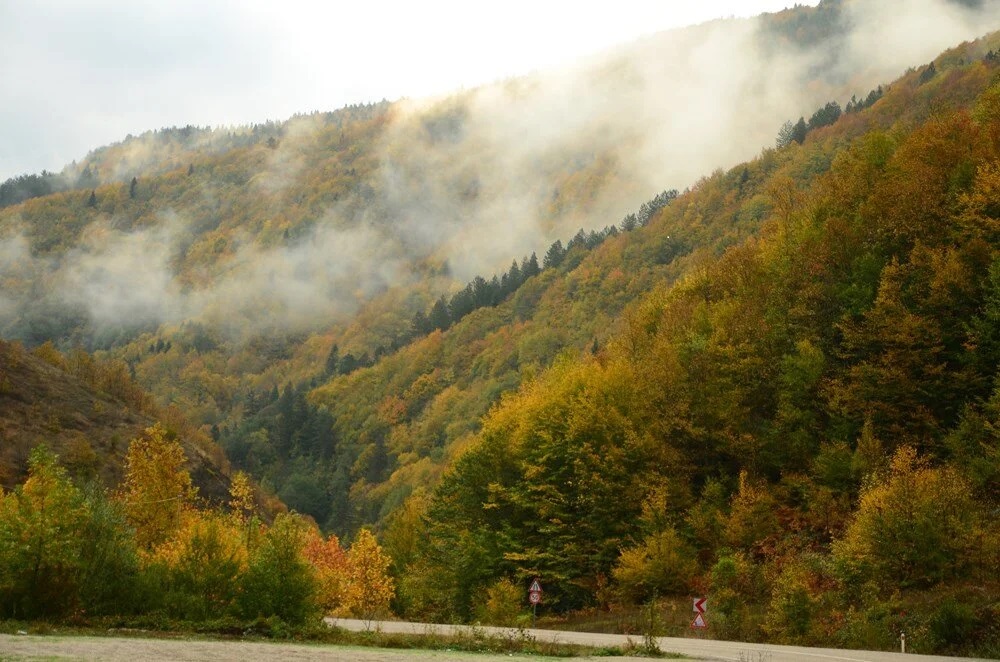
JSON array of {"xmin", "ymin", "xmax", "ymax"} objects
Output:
[{"xmin": 1, "ymin": 0, "xmax": 998, "ymax": 345}]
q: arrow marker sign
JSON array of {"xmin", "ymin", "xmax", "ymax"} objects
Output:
[{"xmin": 693, "ymin": 597, "xmax": 707, "ymax": 614}]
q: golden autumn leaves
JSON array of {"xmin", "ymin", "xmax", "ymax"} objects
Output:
[{"xmin": 0, "ymin": 424, "xmax": 395, "ymax": 623}]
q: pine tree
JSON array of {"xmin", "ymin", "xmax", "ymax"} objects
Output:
[
  {"xmin": 428, "ymin": 297, "xmax": 451, "ymax": 331},
  {"xmin": 507, "ymin": 259, "xmax": 522, "ymax": 292},
  {"xmin": 544, "ymin": 240, "xmax": 565, "ymax": 269},
  {"xmin": 522, "ymin": 253, "xmax": 541, "ymax": 278},
  {"xmin": 792, "ymin": 117, "xmax": 808, "ymax": 145}
]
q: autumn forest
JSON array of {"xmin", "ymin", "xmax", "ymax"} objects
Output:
[{"xmin": 1, "ymin": 0, "xmax": 999, "ymax": 657}]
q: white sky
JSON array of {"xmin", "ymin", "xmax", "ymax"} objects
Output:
[{"xmin": 0, "ymin": 1, "xmax": 814, "ymax": 181}]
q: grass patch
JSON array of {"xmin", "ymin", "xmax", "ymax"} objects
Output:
[{"xmin": 0, "ymin": 617, "xmax": 675, "ymax": 657}]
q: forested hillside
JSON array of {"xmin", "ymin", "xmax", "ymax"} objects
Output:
[{"xmin": 390, "ymin": 34, "xmax": 1000, "ymax": 653}]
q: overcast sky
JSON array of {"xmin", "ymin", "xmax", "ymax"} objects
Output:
[{"xmin": 0, "ymin": 1, "xmax": 815, "ymax": 181}]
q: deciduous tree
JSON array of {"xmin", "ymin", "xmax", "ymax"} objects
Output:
[
  {"xmin": 345, "ymin": 528, "xmax": 395, "ymax": 625},
  {"xmin": 119, "ymin": 424, "xmax": 198, "ymax": 552}
]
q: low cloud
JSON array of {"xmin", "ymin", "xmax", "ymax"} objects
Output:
[{"xmin": 1, "ymin": 1, "xmax": 998, "ymax": 343}]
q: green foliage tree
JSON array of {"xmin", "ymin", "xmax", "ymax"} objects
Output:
[
  {"xmin": 776, "ymin": 120, "xmax": 796, "ymax": 148},
  {"xmin": 237, "ymin": 513, "xmax": 318, "ymax": 623},
  {"xmin": 77, "ymin": 485, "xmax": 144, "ymax": 616},
  {"xmin": 0, "ymin": 446, "xmax": 88, "ymax": 618}
]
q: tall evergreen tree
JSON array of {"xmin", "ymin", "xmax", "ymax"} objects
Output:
[
  {"xmin": 792, "ymin": 117, "xmax": 808, "ymax": 144},
  {"xmin": 428, "ymin": 297, "xmax": 451, "ymax": 331},
  {"xmin": 543, "ymin": 240, "xmax": 565, "ymax": 269},
  {"xmin": 522, "ymin": 252, "xmax": 541, "ymax": 278}
]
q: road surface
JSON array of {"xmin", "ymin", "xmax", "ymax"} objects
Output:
[
  {"xmin": 329, "ymin": 617, "xmax": 994, "ymax": 662},
  {"xmin": 0, "ymin": 621, "xmax": 992, "ymax": 662}
]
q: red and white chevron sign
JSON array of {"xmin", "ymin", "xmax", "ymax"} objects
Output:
[{"xmin": 693, "ymin": 597, "xmax": 707, "ymax": 614}]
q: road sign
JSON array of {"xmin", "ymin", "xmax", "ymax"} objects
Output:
[
  {"xmin": 691, "ymin": 613, "xmax": 708, "ymax": 629},
  {"xmin": 530, "ymin": 579, "xmax": 543, "ymax": 593},
  {"xmin": 529, "ymin": 590, "xmax": 542, "ymax": 605},
  {"xmin": 693, "ymin": 597, "xmax": 707, "ymax": 614}
]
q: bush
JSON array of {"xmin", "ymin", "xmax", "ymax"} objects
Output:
[
  {"xmin": 929, "ymin": 600, "xmax": 978, "ymax": 652},
  {"xmin": 612, "ymin": 527, "xmax": 697, "ymax": 602},
  {"xmin": 764, "ymin": 558, "xmax": 820, "ymax": 643},
  {"xmin": 475, "ymin": 577, "xmax": 524, "ymax": 626}
]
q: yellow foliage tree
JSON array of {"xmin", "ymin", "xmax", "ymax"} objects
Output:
[
  {"xmin": 119, "ymin": 424, "xmax": 198, "ymax": 553},
  {"xmin": 725, "ymin": 470, "xmax": 781, "ymax": 555},
  {"xmin": 227, "ymin": 470, "xmax": 261, "ymax": 549},
  {"xmin": 833, "ymin": 446, "xmax": 984, "ymax": 590},
  {"xmin": 345, "ymin": 528, "xmax": 395, "ymax": 625},
  {"xmin": 475, "ymin": 577, "xmax": 524, "ymax": 626},
  {"xmin": 612, "ymin": 527, "xmax": 697, "ymax": 602}
]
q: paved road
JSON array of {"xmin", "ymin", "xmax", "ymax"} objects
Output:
[{"xmin": 328, "ymin": 617, "xmax": 994, "ymax": 662}]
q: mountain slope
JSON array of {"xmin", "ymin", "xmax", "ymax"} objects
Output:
[
  {"xmin": 0, "ymin": 1, "xmax": 998, "ymax": 538},
  {"xmin": 0, "ymin": 340, "xmax": 235, "ymax": 502},
  {"xmin": 391, "ymin": 35, "xmax": 1000, "ymax": 654},
  {"xmin": 0, "ymin": 2, "xmax": 990, "ymax": 533}
]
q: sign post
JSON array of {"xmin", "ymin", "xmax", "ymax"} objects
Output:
[
  {"xmin": 691, "ymin": 596, "xmax": 708, "ymax": 630},
  {"xmin": 528, "ymin": 578, "xmax": 543, "ymax": 627}
]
